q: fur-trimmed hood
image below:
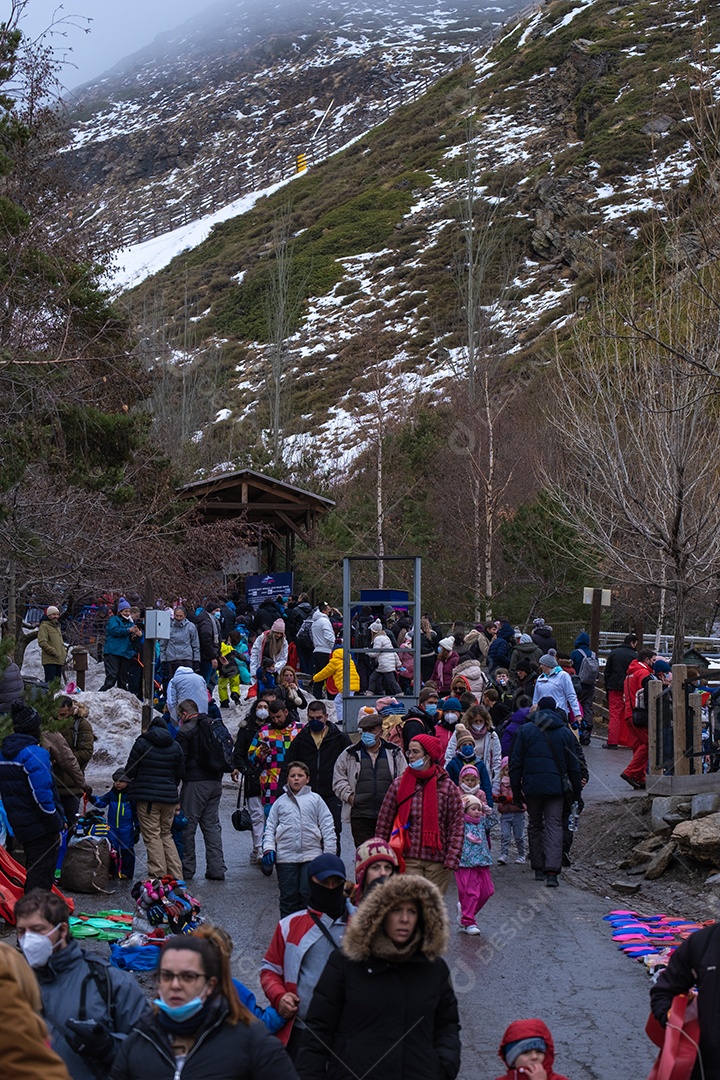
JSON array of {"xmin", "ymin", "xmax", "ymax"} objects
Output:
[{"xmin": 342, "ymin": 873, "xmax": 448, "ymax": 963}]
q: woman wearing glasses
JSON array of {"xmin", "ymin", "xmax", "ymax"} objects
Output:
[{"xmin": 110, "ymin": 932, "xmax": 299, "ymax": 1079}]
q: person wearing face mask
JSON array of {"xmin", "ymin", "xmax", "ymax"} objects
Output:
[
  {"xmin": 376, "ymin": 735, "xmax": 464, "ymax": 895},
  {"xmin": 15, "ymin": 890, "xmax": 149, "ymax": 1080},
  {"xmin": 295, "ymin": 874, "xmax": 460, "ymax": 1080},
  {"xmin": 443, "ymin": 725, "xmax": 494, "ymax": 803},
  {"xmin": 248, "ymin": 701, "xmax": 303, "ymax": 812},
  {"xmin": 261, "ymin": 853, "xmax": 352, "ymax": 1060},
  {"xmin": 284, "ymin": 701, "xmax": 351, "ymax": 849},
  {"xmin": 250, "ymin": 619, "xmax": 289, "ymax": 687},
  {"xmin": 231, "ymin": 691, "xmax": 280, "ymax": 864},
  {"xmin": 188, "ymin": 601, "xmax": 222, "ymax": 686},
  {"xmin": 434, "ymin": 696, "xmax": 464, "ymax": 758},
  {"xmin": 99, "ymin": 599, "xmax": 142, "ymax": 692},
  {"xmin": 352, "ymin": 837, "xmax": 400, "ymax": 904},
  {"xmin": 431, "ymin": 637, "xmax": 460, "ymax": 696},
  {"xmin": 111, "ymin": 934, "xmax": 298, "ymax": 1080},
  {"xmin": 401, "ymin": 687, "xmax": 439, "ymax": 751},
  {"xmin": 445, "ymin": 704, "xmax": 502, "ymax": 795},
  {"xmin": 159, "ymin": 606, "xmax": 200, "ymax": 682},
  {"xmin": 333, "ymin": 712, "xmax": 407, "ymax": 847}
]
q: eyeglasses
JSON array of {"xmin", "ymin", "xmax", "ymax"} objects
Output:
[{"xmin": 157, "ymin": 970, "xmax": 206, "ymax": 985}]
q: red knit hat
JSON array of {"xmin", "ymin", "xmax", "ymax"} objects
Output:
[
  {"xmin": 354, "ymin": 837, "xmax": 399, "ymax": 893},
  {"xmin": 413, "ymin": 733, "xmax": 442, "ymax": 763}
]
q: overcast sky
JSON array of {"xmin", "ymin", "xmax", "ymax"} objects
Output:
[{"xmin": 19, "ymin": 0, "xmax": 209, "ymax": 90}]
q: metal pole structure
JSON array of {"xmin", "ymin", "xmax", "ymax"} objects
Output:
[
  {"xmin": 141, "ymin": 581, "xmax": 155, "ymax": 733},
  {"xmin": 590, "ymin": 588, "xmax": 602, "ymax": 654},
  {"xmin": 342, "ymin": 557, "xmax": 351, "ymax": 732},
  {"xmin": 413, "ymin": 556, "xmax": 422, "ymax": 698}
]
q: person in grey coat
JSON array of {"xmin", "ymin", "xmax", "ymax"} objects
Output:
[
  {"xmin": 159, "ymin": 607, "xmax": 200, "ymax": 676},
  {"xmin": 15, "ymin": 889, "xmax": 150, "ymax": 1080},
  {"xmin": 0, "ymin": 656, "xmax": 24, "ymax": 714},
  {"xmin": 166, "ymin": 664, "xmax": 208, "ymax": 720}
]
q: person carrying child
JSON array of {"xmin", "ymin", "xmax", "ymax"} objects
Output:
[
  {"xmin": 90, "ymin": 769, "xmax": 138, "ymax": 878},
  {"xmin": 495, "ymin": 1018, "xmax": 570, "ymax": 1080},
  {"xmin": 455, "ymin": 792, "xmax": 494, "ymax": 935},
  {"xmin": 445, "ymin": 725, "xmax": 494, "ymax": 804},
  {"xmin": 262, "ymin": 761, "xmax": 337, "ymax": 917},
  {"xmin": 496, "ymin": 755, "xmax": 526, "ymax": 865}
]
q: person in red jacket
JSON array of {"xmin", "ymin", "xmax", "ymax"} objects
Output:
[
  {"xmin": 376, "ymin": 733, "xmax": 464, "ymax": 895},
  {"xmin": 621, "ymin": 648, "xmax": 656, "ymax": 790},
  {"xmin": 495, "ymin": 1018, "xmax": 570, "ymax": 1080}
]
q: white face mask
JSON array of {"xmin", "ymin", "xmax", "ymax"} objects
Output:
[
  {"xmin": 444, "ymin": 712, "xmax": 459, "ymax": 725},
  {"xmin": 19, "ymin": 924, "xmax": 61, "ymax": 968},
  {"xmin": 256, "ymin": 708, "xmax": 269, "ymax": 720}
]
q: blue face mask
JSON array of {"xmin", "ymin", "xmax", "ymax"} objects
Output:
[
  {"xmin": 361, "ymin": 731, "xmax": 378, "ymax": 746},
  {"xmin": 425, "ymin": 703, "xmax": 438, "ymax": 716},
  {"xmin": 410, "ymin": 757, "xmax": 427, "ymax": 770},
  {"xmin": 308, "ymin": 718, "xmax": 325, "ymax": 733},
  {"xmin": 460, "ymin": 745, "xmax": 475, "ymax": 758},
  {"xmin": 154, "ymin": 995, "xmax": 206, "ymax": 1022}
]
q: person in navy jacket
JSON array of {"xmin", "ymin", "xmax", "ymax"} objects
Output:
[{"xmin": 0, "ymin": 702, "xmax": 64, "ymax": 891}]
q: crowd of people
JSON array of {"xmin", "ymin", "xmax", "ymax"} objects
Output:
[{"xmin": 0, "ymin": 596, "xmax": 710, "ymax": 1079}]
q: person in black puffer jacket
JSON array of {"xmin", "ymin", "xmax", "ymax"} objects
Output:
[
  {"xmin": 124, "ymin": 716, "xmax": 185, "ymax": 879},
  {"xmin": 110, "ymin": 932, "xmax": 299, "ymax": 1080},
  {"xmin": 509, "ymin": 698, "xmax": 582, "ymax": 887},
  {"xmin": 296, "ymin": 874, "xmax": 460, "ymax": 1080}
]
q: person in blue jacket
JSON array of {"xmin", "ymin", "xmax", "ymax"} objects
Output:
[
  {"xmin": 99, "ymin": 600, "xmax": 141, "ymax": 692},
  {"xmin": 0, "ymin": 702, "xmax": 64, "ymax": 891},
  {"xmin": 90, "ymin": 769, "xmax": 139, "ymax": 878},
  {"xmin": 445, "ymin": 725, "xmax": 494, "ymax": 804}
]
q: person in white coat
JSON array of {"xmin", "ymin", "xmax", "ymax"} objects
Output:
[
  {"xmin": 445, "ymin": 704, "xmax": 502, "ymax": 795},
  {"xmin": 311, "ymin": 605, "xmax": 336, "ymax": 698},
  {"xmin": 368, "ymin": 620, "xmax": 402, "ymax": 696},
  {"xmin": 262, "ymin": 762, "xmax": 337, "ymax": 917},
  {"xmin": 250, "ymin": 619, "xmax": 289, "ymax": 683},
  {"xmin": 531, "ymin": 654, "xmax": 581, "ymax": 719}
]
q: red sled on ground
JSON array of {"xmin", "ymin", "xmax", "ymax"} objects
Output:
[{"xmin": 0, "ymin": 844, "xmax": 74, "ymax": 924}]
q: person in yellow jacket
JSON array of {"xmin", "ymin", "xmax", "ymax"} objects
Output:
[{"xmin": 313, "ymin": 648, "xmax": 360, "ymax": 726}]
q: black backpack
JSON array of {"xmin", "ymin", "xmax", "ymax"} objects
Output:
[
  {"xmin": 197, "ymin": 715, "xmax": 234, "ymax": 773},
  {"xmin": 296, "ymin": 616, "xmax": 314, "ymax": 652}
]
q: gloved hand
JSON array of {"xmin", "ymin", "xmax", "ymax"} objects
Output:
[
  {"xmin": 65, "ymin": 1019, "xmax": 115, "ymax": 1063},
  {"xmin": 261, "ymin": 851, "xmax": 276, "ymax": 876}
]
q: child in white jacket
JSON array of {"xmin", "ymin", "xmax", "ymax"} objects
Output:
[{"xmin": 262, "ymin": 761, "xmax": 337, "ymax": 917}]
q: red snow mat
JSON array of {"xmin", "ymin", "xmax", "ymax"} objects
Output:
[{"xmin": 0, "ymin": 845, "xmax": 74, "ymax": 924}]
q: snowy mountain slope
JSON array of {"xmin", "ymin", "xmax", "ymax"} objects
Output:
[
  {"xmin": 111, "ymin": 0, "xmax": 715, "ymax": 483},
  {"xmin": 64, "ymin": 0, "xmax": 531, "ymax": 247}
]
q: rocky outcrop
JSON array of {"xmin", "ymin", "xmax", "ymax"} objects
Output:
[{"xmin": 672, "ymin": 812, "xmax": 720, "ymax": 867}]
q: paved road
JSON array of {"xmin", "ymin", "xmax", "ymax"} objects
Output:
[{"xmin": 76, "ymin": 733, "xmax": 654, "ymax": 1080}]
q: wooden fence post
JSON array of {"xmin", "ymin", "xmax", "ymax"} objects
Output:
[
  {"xmin": 647, "ymin": 679, "xmax": 662, "ymax": 774},
  {"xmin": 672, "ymin": 664, "xmax": 689, "ymax": 775},
  {"xmin": 689, "ymin": 690, "xmax": 703, "ymax": 776}
]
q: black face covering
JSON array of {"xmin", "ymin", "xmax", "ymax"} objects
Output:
[{"xmin": 309, "ymin": 880, "xmax": 346, "ymax": 920}]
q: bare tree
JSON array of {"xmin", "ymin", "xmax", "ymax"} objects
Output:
[
  {"xmin": 545, "ymin": 284, "xmax": 720, "ymax": 660},
  {"xmin": 450, "ymin": 125, "xmax": 520, "ymax": 621}
]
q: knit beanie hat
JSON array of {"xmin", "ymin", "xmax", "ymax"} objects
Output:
[
  {"xmin": 503, "ymin": 1037, "xmax": 548, "ymax": 1068},
  {"xmin": 438, "ymin": 637, "xmax": 454, "ymax": 652},
  {"xmin": 369, "ymin": 619, "xmax": 383, "ymax": 634},
  {"xmin": 46, "ymin": 605, "xmax": 60, "ymax": 617},
  {"xmin": 461, "ymin": 793, "xmax": 484, "ymax": 813},
  {"xmin": 654, "ymin": 659, "xmax": 672, "ymax": 674},
  {"xmin": 459, "ymin": 764, "xmax": 480, "ymax": 783},
  {"xmin": 519, "ymin": 633, "xmax": 533, "ymax": 644},
  {"xmin": 455, "ymin": 724, "xmax": 475, "ymax": 748},
  {"xmin": 11, "ymin": 700, "xmax": 41, "ymax": 738},
  {"xmin": 539, "ymin": 654, "xmax": 556, "ymax": 667},
  {"xmin": 117, "ymin": 598, "xmax": 131, "ymax": 613},
  {"xmin": 354, "ymin": 838, "xmax": 399, "ymax": 892},
  {"xmin": 419, "ymin": 687, "xmax": 438, "ymax": 704},
  {"xmin": 112, "ymin": 769, "xmax": 131, "ymax": 783},
  {"xmin": 413, "ymin": 733, "xmax": 442, "ymax": 763},
  {"xmin": 441, "ymin": 697, "xmax": 463, "ymax": 714},
  {"xmin": 516, "ymin": 659, "xmax": 534, "ymax": 675},
  {"xmin": 270, "ymin": 619, "xmax": 285, "ymax": 633}
]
